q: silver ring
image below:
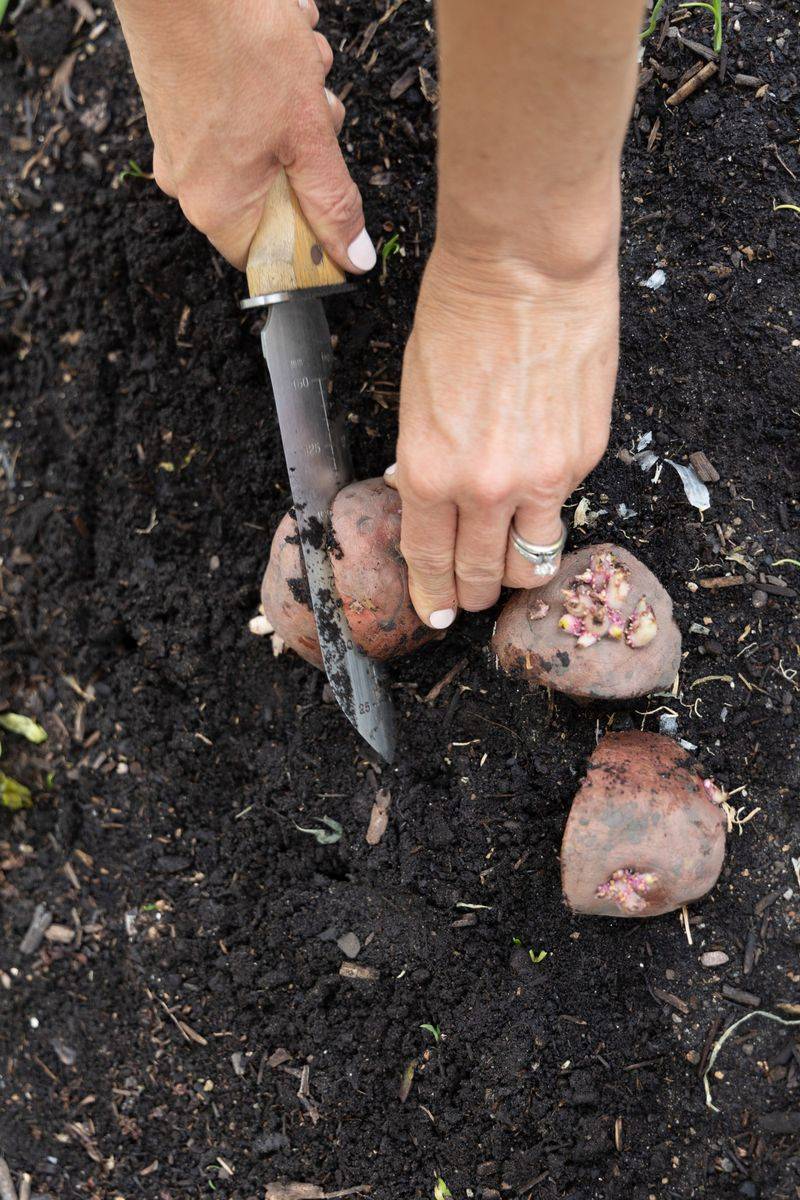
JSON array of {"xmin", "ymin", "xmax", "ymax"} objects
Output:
[{"xmin": 509, "ymin": 519, "xmax": 567, "ymax": 577}]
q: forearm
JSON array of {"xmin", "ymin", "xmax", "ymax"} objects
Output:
[{"xmin": 435, "ymin": 0, "xmax": 643, "ymax": 278}]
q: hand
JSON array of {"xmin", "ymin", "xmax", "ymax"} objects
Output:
[
  {"xmin": 384, "ymin": 243, "xmax": 619, "ymax": 628},
  {"xmin": 113, "ymin": 0, "xmax": 376, "ymax": 273}
]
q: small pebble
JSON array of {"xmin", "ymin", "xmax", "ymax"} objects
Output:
[
  {"xmin": 700, "ymin": 950, "xmax": 730, "ymax": 968},
  {"xmin": 337, "ymin": 932, "xmax": 361, "ymax": 959},
  {"xmin": 751, "ymin": 590, "xmax": 768, "ymax": 609}
]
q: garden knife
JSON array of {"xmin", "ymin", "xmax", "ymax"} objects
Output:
[{"xmin": 241, "ymin": 170, "xmax": 396, "ymax": 763}]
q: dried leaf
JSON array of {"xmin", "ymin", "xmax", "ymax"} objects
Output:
[{"xmin": 398, "ymin": 1062, "xmax": 415, "ymax": 1103}]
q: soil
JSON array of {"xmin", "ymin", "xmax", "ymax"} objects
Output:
[{"xmin": 1, "ymin": 2, "xmax": 799, "ymax": 1198}]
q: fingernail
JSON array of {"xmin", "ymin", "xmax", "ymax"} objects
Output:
[
  {"xmin": 384, "ymin": 462, "xmax": 397, "ymax": 476},
  {"xmin": 429, "ymin": 608, "xmax": 456, "ymax": 630},
  {"xmin": 298, "ymin": 0, "xmax": 309, "ymax": 8},
  {"xmin": 324, "ymin": 87, "xmax": 336, "ymax": 108},
  {"xmin": 347, "ymin": 228, "xmax": 377, "ymax": 272}
]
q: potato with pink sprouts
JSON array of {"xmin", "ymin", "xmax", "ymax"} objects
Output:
[
  {"xmin": 561, "ymin": 732, "xmax": 727, "ymax": 918},
  {"xmin": 492, "ymin": 543, "xmax": 681, "ymax": 701},
  {"xmin": 261, "ymin": 478, "xmax": 437, "ymax": 669}
]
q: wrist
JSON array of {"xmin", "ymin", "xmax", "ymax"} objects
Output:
[{"xmin": 435, "ymin": 166, "xmax": 621, "ymax": 285}]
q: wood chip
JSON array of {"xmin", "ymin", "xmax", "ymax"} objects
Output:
[
  {"xmin": 20, "ymin": 904, "xmax": 52, "ymax": 955},
  {"xmin": 389, "ymin": 66, "xmax": 418, "ymax": 100},
  {"xmin": 418, "ymin": 66, "xmax": 439, "ymax": 108},
  {"xmin": 265, "ymin": 1187, "xmax": 324, "ymax": 1200},
  {"xmin": 651, "ymin": 985, "xmax": 690, "ymax": 1014},
  {"xmin": 722, "ymin": 984, "xmax": 761, "ymax": 1007},
  {"xmin": 339, "ymin": 962, "xmax": 378, "ymax": 982},
  {"xmin": 666, "ymin": 61, "xmax": 718, "ymax": 107},
  {"xmin": 365, "ymin": 788, "xmax": 391, "ymax": 845},
  {"xmin": 699, "ymin": 575, "xmax": 744, "ymax": 589},
  {"xmin": 267, "ymin": 1047, "xmax": 292, "ymax": 1069},
  {"xmin": 689, "ymin": 451, "xmax": 720, "ymax": 483}
]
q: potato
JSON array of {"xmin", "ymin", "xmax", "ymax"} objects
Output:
[
  {"xmin": 261, "ymin": 478, "xmax": 437, "ymax": 668},
  {"xmin": 561, "ymin": 731, "xmax": 727, "ymax": 918},
  {"xmin": 492, "ymin": 543, "xmax": 681, "ymax": 701}
]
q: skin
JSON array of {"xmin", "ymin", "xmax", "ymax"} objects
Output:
[
  {"xmin": 113, "ymin": 0, "xmax": 643, "ymax": 626},
  {"xmin": 111, "ymin": 0, "xmax": 374, "ymax": 272}
]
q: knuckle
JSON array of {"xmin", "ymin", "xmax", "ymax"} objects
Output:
[
  {"xmin": 315, "ymin": 32, "xmax": 334, "ymax": 70},
  {"xmin": 454, "ymin": 558, "xmax": 505, "ymax": 586},
  {"xmin": 526, "ymin": 464, "xmax": 572, "ymax": 503},
  {"xmin": 462, "ymin": 468, "xmax": 513, "ymax": 509},
  {"xmin": 325, "ymin": 177, "xmax": 364, "ymax": 232},
  {"xmin": 401, "ymin": 544, "xmax": 452, "ymax": 579}
]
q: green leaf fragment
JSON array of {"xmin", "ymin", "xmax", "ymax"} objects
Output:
[
  {"xmin": 434, "ymin": 1179, "xmax": 452, "ymax": 1200},
  {"xmin": 381, "ymin": 233, "xmax": 401, "ymax": 263},
  {"xmin": 529, "ymin": 949, "xmax": 549, "ymax": 964},
  {"xmin": 0, "ymin": 713, "xmax": 48, "ymax": 743},
  {"xmin": 1, "ymin": 772, "xmax": 33, "ymax": 810}
]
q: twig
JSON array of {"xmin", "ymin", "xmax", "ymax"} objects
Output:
[{"xmin": 666, "ymin": 61, "xmax": 718, "ymax": 106}]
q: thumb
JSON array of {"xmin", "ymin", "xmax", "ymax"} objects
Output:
[{"xmin": 285, "ymin": 96, "xmax": 376, "ymax": 275}]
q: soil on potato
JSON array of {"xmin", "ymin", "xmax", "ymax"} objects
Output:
[{"xmin": 1, "ymin": 2, "xmax": 799, "ymax": 1198}]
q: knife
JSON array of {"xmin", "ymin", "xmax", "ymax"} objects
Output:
[{"xmin": 241, "ymin": 170, "xmax": 396, "ymax": 763}]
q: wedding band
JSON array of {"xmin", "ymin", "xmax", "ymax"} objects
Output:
[{"xmin": 510, "ymin": 520, "xmax": 567, "ymax": 576}]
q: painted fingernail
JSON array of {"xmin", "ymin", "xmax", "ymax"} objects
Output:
[
  {"xmin": 429, "ymin": 608, "xmax": 456, "ymax": 630},
  {"xmin": 347, "ymin": 228, "xmax": 377, "ymax": 272},
  {"xmin": 384, "ymin": 462, "xmax": 397, "ymax": 476}
]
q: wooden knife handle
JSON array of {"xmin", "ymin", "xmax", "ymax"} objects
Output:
[{"xmin": 246, "ymin": 169, "xmax": 346, "ymax": 298}]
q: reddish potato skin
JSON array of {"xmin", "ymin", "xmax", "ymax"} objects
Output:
[
  {"xmin": 262, "ymin": 511, "xmax": 324, "ymax": 668},
  {"xmin": 261, "ymin": 479, "xmax": 437, "ymax": 668},
  {"xmin": 561, "ymin": 732, "xmax": 726, "ymax": 918},
  {"xmin": 492, "ymin": 543, "xmax": 681, "ymax": 701}
]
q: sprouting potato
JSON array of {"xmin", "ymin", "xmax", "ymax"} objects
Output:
[
  {"xmin": 560, "ymin": 731, "xmax": 727, "ymax": 918},
  {"xmin": 492, "ymin": 544, "xmax": 681, "ymax": 701},
  {"xmin": 261, "ymin": 478, "xmax": 438, "ymax": 668}
]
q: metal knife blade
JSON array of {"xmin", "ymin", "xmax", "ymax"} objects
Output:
[{"xmin": 260, "ymin": 296, "xmax": 396, "ymax": 763}]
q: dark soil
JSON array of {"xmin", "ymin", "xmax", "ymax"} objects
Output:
[{"xmin": 1, "ymin": 2, "xmax": 799, "ymax": 1198}]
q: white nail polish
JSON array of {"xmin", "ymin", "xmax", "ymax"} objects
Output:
[
  {"xmin": 347, "ymin": 228, "xmax": 377, "ymax": 272},
  {"xmin": 384, "ymin": 462, "xmax": 397, "ymax": 476},
  {"xmin": 429, "ymin": 608, "xmax": 456, "ymax": 630}
]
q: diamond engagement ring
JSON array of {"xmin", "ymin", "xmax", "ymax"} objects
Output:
[{"xmin": 509, "ymin": 520, "xmax": 567, "ymax": 577}]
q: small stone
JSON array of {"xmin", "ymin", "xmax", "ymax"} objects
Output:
[
  {"xmin": 751, "ymin": 590, "xmax": 768, "ymax": 609},
  {"xmin": 700, "ymin": 950, "xmax": 730, "ymax": 967},
  {"xmin": 337, "ymin": 932, "xmax": 361, "ymax": 959}
]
